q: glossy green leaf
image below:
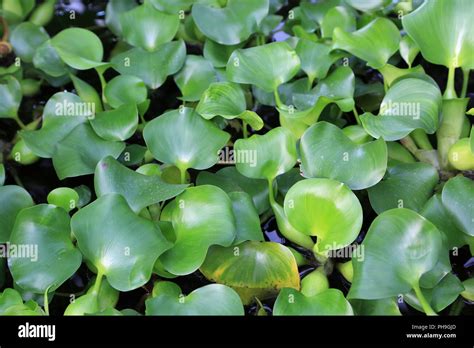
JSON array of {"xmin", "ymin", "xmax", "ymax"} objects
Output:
[
  {"xmin": 8, "ymin": 205, "xmax": 82, "ymax": 293},
  {"xmin": 120, "ymin": 3, "xmax": 180, "ymax": 51},
  {"xmin": 300, "ymin": 121, "xmax": 387, "ymax": 190},
  {"xmin": 226, "ymin": 42, "xmax": 301, "ymax": 92},
  {"xmin": 149, "ymin": 0, "xmax": 195, "ymax": 14},
  {"xmin": 368, "ymin": 162, "xmax": 439, "ymax": 214},
  {"xmin": 333, "ymin": 18, "xmax": 400, "ymax": 69},
  {"xmin": 344, "ymin": 0, "xmax": 389, "ymax": 12},
  {"xmin": 320, "ymin": 6, "xmax": 355, "ymax": 39},
  {"xmin": 234, "ymin": 127, "xmax": 297, "ymax": 181},
  {"xmin": 94, "ymin": 156, "xmax": 187, "ymax": 213},
  {"xmin": 192, "ymin": 0, "xmax": 269, "ymax": 45},
  {"xmin": 160, "ymin": 185, "xmax": 236, "ymax": 275},
  {"xmin": 399, "ymin": 35, "xmax": 420, "ymax": 68},
  {"xmin": 228, "ymin": 192, "xmax": 264, "ymax": 244},
  {"xmin": 47, "ymin": 187, "xmax": 79, "ymax": 212},
  {"xmin": 52, "ymin": 123, "xmax": 125, "ymax": 179},
  {"xmin": 349, "ymin": 208, "xmax": 442, "ymax": 300},
  {"xmin": 111, "ymin": 41, "xmax": 186, "ymax": 89},
  {"xmin": 174, "ymin": 55, "xmax": 217, "ymax": 101},
  {"xmin": 284, "ymin": 178, "xmax": 362, "ymax": 254},
  {"xmin": 10, "ymin": 22, "xmax": 49, "ymax": 63},
  {"xmin": 350, "ymin": 298, "xmax": 401, "ymax": 315},
  {"xmin": 104, "ymin": 75, "xmax": 147, "ymax": 109},
  {"xmin": 300, "ymin": 268, "xmax": 329, "ymax": 297},
  {"xmin": 196, "ymin": 167, "xmax": 270, "ymax": 214},
  {"xmin": 0, "ymin": 185, "xmax": 34, "ymax": 243},
  {"xmin": 143, "ymin": 107, "xmax": 229, "ymax": 172},
  {"xmin": 146, "ymin": 282, "xmax": 244, "ymax": 315},
  {"xmin": 20, "ymin": 92, "xmax": 90, "ymax": 158},
  {"xmin": 441, "ymin": 175, "xmax": 474, "ymax": 236},
  {"xmin": 203, "ymin": 39, "xmax": 244, "ymax": 68},
  {"xmin": 90, "ymin": 103, "xmax": 138, "ymax": 142},
  {"xmin": 0, "ymin": 289, "xmax": 43, "ymax": 316},
  {"xmin": 71, "ymin": 194, "xmax": 172, "ymax": 291},
  {"xmin": 196, "ymin": 81, "xmax": 263, "ymax": 130},
  {"xmin": 70, "ymin": 74, "xmax": 103, "ymax": 114},
  {"xmin": 51, "ymin": 28, "xmax": 104, "ymax": 70},
  {"xmin": 33, "ymin": 40, "xmax": 69, "ymax": 77},
  {"xmin": 402, "ymin": 0, "xmax": 474, "ymax": 69},
  {"xmin": 360, "ymin": 78, "xmax": 442, "ymax": 141},
  {"xmin": 200, "ymin": 241, "xmax": 300, "ymax": 304},
  {"xmin": 105, "ymin": 0, "xmax": 137, "ymax": 36},
  {"xmin": 274, "ymin": 288, "xmax": 353, "ymax": 315},
  {"xmin": 0, "ymin": 76, "xmax": 22, "ymax": 119}
]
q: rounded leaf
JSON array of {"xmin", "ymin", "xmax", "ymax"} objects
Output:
[
  {"xmin": 174, "ymin": 55, "xmax": 217, "ymax": 101},
  {"xmin": 441, "ymin": 175, "xmax": 474, "ymax": 236},
  {"xmin": 0, "ymin": 186, "xmax": 34, "ymax": 243},
  {"xmin": 47, "ymin": 187, "xmax": 79, "ymax": 212}
]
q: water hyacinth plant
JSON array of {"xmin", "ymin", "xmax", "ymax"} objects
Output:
[{"xmin": 0, "ymin": 0, "xmax": 472, "ymax": 320}]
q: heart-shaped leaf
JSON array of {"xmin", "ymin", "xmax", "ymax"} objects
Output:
[
  {"xmin": 402, "ymin": 0, "xmax": 474, "ymax": 70},
  {"xmin": 200, "ymin": 241, "xmax": 300, "ymax": 304},
  {"xmin": 104, "ymin": 75, "xmax": 147, "ymax": 109},
  {"xmin": 71, "ymin": 194, "xmax": 172, "ymax": 291},
  {"xmin": 0, "ymin": 76, "xmax": 22, "ymax": 119},
  {"xmin": 368, "ymin": 162, "xmax": 439, "ymax": 214},
  {"xmin": 10, "ymin": 22, "xmax": 49, "ymax": 63},
  {"xmin": 143, "ymin": 107, "xmax": 229, "ymax": 174},
  {"xmin": 8, "ymin": 205, "xmax": 82, "ymax": 293},
  {"xmin": 284, "ymin": 178, "xmax": 363, "ymax": 254},
  {"xmin": 441, "ymin": 175, "xmax": 474, "ymax": 236},
  {"xmin": 111, "ymin": 41, "xmax": 186, "ymax": 89},
  {"xmin": 51, "ymin": 28, "xmax": 104, "ymax": 70},
  {"xmin": 320, "ymin": 5, "xmax": 356, "ymax": 39},
  {"xmin": 300, "ymin": 121, "xmax": 387, "ymax": 190},
  {"xmin": 274, "ymin": 288, "xmax": 354, "ymax": 315},
  {"xmin": 333, "ymin": 18, "xmax": 400, "ymax": 69},
  {"xmin": 159, "ymin": 185, "xmax": 236, "ymax": 275},
  {"xmin": 90, "ymin": 103, "xmax": 138, "ymax": 142},
  {"xmin": 20, "ymin": 92, "xmax": 90, "ymax": 158},
  {"xmin": 360, "ymin": 77, "xmax": 442, "ymax": 141},
  {"xmin": 228, "ymin": 192, "xmax": 264, "ymax": 244},
  {"xmin": 192, "ymin": 0, "xmax": 269, "ymax": 45},
  {"xmin": 226, "ymin": 42, "xmax": 301, "ymax": 93},
  {"xmin": 52, "ymin": 123, "xmax": 125, "ymax": 179},
  {"xmin": 234, "ymin": 127, "xmax": 297, "ymax": 181},
  {"xmin": 95, "ymin": 156, "xmax": 187, "ymax": 213},
  {"xmin": 196, "ymin": 81, "xmax": 263, "ymax": 130},
  {"xmin": 174, "ymin": 55, "xmax": 217, "ymax": 101},
  {"xmin": 146, "ymin": 282, "xmax": 244, "ymax": 315},
  {"xmin": 119, "ymin": 3, "xmax": 180, "ymax": 51},
  {"xmin": 349, "ymin": 208, "xmax": 442, "ymax": 303},
  {"xmin": 0, "ymin": 186, "xmax": 34, "ymax": 243}
]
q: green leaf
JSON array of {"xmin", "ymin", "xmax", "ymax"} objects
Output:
[
  {"xmin": 350, "ymin": 298, "xmax": 401, "ymax": 315},
  {"xmin": 368, "ymin": 162, "xmax": 439, "ymax": 214},
  {"xmin": 320, "ymin": 6, "xmax": 356, "ymax": 39},
  {"xmin": 300, "ymin": 121, "xmax": 387, "ymax": 190},
  {"xmin": 295, "ymin": 39, "xmax": 342, "ymax": 83},
  {"xmin": 159, "ymin": 185, "xmax": 236, "ymax": 275},
  {"xmin": 47, "ymin": 187, "xmax": 79, "ymax": 212},
  {"xmin": 146, "ymin": 282, "xmax": 244, "ymax": 315},
  {"xmin": 104, "ymin": 75, "xmax": 147, "ymax": 109},
  {"xmin": 33, "ymin": 40, "xmax": 69, "ymax": 77},
  {"xmin": 105, "ymin": 0, "xmax": 137, "ymax": 36},
  {"xmin": 344, "ymin": 0, "xmax": 389, "ymax": 12},
  {"xmin": 20, "ymin": 92, "xmax": 90, "ymax": 158},
  {"xmin": 226, "ymin": 42, "xmax": 301, "ymax": 92},
  {"xmin": 52, "ymin": 124, "xmax": 125, "ymax": 179},
  {"xmin": 71, "ymin": 194, "xmax": 172, "ymax": 291},
  {"xmin": 174, "ymin": 55, "xmax": 217, "ymax": 101},
  {"xmin": 333, "ymin": 18, "xmax": 400, "ymax": 69},
  {"xmin": 119, "ymin": 3, "xmax": 180, "ymax": 51},
  {"xmin": 349, "ymin": 208, "xmax": 442, "ymax": 300},
  {"xmin": 196, "ymin": 167, "xmax": 270, "ymax": 214},
  {"xmin": 234, "ymin": 127, "xmax": 297, "ymax": 181},
  {"xmin": 94, "ymin": 156, "xmax": 187, "ymax": 213},
  {"xmin": 70, "ymin": 74, "xmax": 103, "ymax": 113},
  {"xmin": 228, "ymin": 192, "xmax": 264, "ymax": 244},
  {"xmin": 360, "ymin": 78, "xmax": 442, "ymax": 141},
  {"xmin": 284, "ymin": 178, "xmax": 363, "ymax": 254},
  {"xmin": 149, "ymin": 0, "xmax": 195, "ymax": 14},
  {"xmin": 399, "ymin": 35, "xmax": 420, "ymax": 68},
  {"xmin": 441, "ymin": 175, "xmax": 474, "ymax": 236},
  {"xmin": 274, "ymin": 288, "xmax": 354, "ymax": 315},
  {"xmin": 51, "ymin": 28, "xmax": 104, "ymax": 70},
  {"xmin": 192, "ymin": 0, "xmax": 269, "ymax": 45},
  {"xmin": 143, "ymin": 107, "xmax": 229, "ymax": 172},
  {"xmin": 203, "ymin": 39, "xmax": 244, "ymax": 68},
  {"xmin": 200, "ymin": 241, "xmax": 300, "ymax": 304},
  {"xmin": 402, "ymin": 0, "xmax": 474, "ymax": 70},
  {"xmin": 0, "ymin": 76, "xmax": 22, "ymax": 119},
  {"xmin": 10, "ymin": 22, "xmax": 49, "ymax": 63},
  {"xmin": 0, "ymin": 289, "xmax": 43, "ymax": 316},
  {"xmin": 0, "ymin": 164, "xmax": 5, "ymax": 186},
  {"xmin": 111, "ymin": 41, "xmax": 186, "ymax": 89},
  {"xmin": 8, "ymin": 205, "xmax": 82, "ymax": 293},
  {"xmin": 90, "ymin": 103, "xmax": 138, "ymax": 142},
  {"xmin": 0, "ymin": 185, "xmax": 34, "ymax": 243},
  {"xmin": 196, "ymin": 81, "xmax": 263, "ymax": 130}
]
